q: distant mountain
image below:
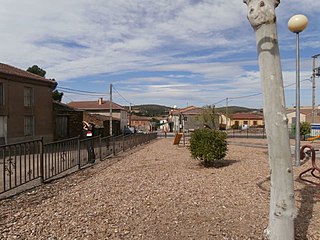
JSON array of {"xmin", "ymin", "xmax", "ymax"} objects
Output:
[
  {"xmin": 215, "ymin": 106, "xmax": 261, "ymax": 115},
  {"xmin": 125, "ymin": 104, "xmax": 172, "ymax": 117},
  {"xmin": 124, "ymin": 104, "xmax": 261, "ymax": 117}
]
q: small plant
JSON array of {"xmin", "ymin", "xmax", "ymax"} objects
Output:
[
  {"xmin": 300, "ymin": 122, "xmax": 311, "ymax": 136},
  {"xmin": 291, "ymin": 122, "xmax": 311, "ymax": 140},
  {"xmin": 188, "ymin": 128, "xmax": 228, "ymax": 167}
]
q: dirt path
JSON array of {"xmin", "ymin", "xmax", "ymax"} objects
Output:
[{"xmin": 1, "ymin": 138, "xmax": 320, "ymax": 239}]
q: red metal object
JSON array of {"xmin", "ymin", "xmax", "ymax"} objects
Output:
[{"xmin": 299, "ymin": 144, "xmax": 320, "ymax": 185}]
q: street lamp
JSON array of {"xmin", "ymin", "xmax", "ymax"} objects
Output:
[{"xmin": 288, "ymin": 14, "xmax": 308, "ymax": 166}]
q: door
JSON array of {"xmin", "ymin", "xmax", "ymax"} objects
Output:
[{"xmin": 0, "ymin": 116, "xmax": 7, "ymax": 145}]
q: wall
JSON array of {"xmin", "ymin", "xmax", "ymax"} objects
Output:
[{"xmin": 0, "ymin": 77, "xmax": 54, "ymax": 144}]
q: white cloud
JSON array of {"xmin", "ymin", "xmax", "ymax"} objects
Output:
[{"xmin": 0, "ymin": 0, "xmax": 319, "ymax": 108}]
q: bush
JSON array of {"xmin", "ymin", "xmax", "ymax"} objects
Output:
[
  {"xmin": 188, "ymin": 128, "xmax": 228, "ymax": 167},
  {"xmin": 291, "ymin": 122, "xmax": 311, "ymax": 137},
  {"xmin": 300, "ymin": 122, "xmax": 311, "ymax": 136}
]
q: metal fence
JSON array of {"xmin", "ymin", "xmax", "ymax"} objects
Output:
[
  {"xmin": 226, "ymin": 128, "xmax": 266, "ymax": 139},
  {"xmin": 0, "ymin": 133, "xmax": 157, "ymax": 197}
]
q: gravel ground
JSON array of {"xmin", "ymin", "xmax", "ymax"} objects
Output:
[{"xmin": 1, "ymin": 138, "xmax": 320, "ymax": 239}]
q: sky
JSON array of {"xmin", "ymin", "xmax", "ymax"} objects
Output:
[{"xmin": 1, "ymin": 0, "xmax": 320, "ymax": 109}]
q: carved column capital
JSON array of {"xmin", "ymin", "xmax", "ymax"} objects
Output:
[{"xmin": 243, "ymin": 0, "xmax": 280, "ymax": 29}]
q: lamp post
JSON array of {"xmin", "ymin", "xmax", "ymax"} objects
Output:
[{"xmin": 288, "ymin": 14, "xmax": 308, "ymax": 166}]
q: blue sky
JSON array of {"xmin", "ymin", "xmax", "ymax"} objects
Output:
[{"xmin": 1, "ymin": 0, "xmax": 320, "ymax": 109}]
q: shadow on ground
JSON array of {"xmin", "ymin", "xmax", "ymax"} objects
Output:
[
  {"xmin": 200, "ymin": 159, "xmax": 239, "ymax": 168},
  {"xmin": 295, "ymin": 184, "xmax": 319, "ymax": 240}
]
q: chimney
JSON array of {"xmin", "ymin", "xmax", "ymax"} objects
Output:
[{"xmin": 98, "ymin": 97, "xmax": 103, "ymax": 105}]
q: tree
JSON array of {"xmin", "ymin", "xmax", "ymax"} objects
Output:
[
  {"xmin": 52, "ymin": 89, "xmax": 64, "ymax": 102},
  {"xmin": 196, "ymin": 105, "xmax": 219, "ymax": 129},
  {"xmin": 188, "ymin": 128, "xmax": 228, "ymax": 167},
  {"xmin": 26, "ymin": 65, "xmax": 46, "ymax": 77},
  {"xmin": 26, "ymin": 65, "xmax": 63, "ymax": 102},
  {"xmin": 243, "ymin": 0, "xmax": 295, "ymax": 239}
]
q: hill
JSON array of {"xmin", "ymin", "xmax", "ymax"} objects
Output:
[
  {"xmin": 215, "ymin": 106, "xmax": 261, "ymax": 115},
  {"xmin": 125, "ymin": 105, "xmax": 261, "ymax": 117},
  {"xmin": 125, "ymin": 104, "xmax": 171, "ymax": 117}
]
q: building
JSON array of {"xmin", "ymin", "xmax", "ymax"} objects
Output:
[
  {"xmin": 67, "ymin": 98, "xmax": 128, "ymax": 133},
  {"xmin": 83, "ymin": 112, "xmax": 121, "ymax": 136},
  {"xmin": 0, "ymin": 63, "xmax": 56, "ymax": 144},
  {"xmin": 169, "ymin": 106, "xmax": 229, "ymax": 132},
  {"xmin": 53, "ymin": 101, "xmax": 83, "ymax": 140},
  {"xmin": 130, "ymin": 115, "xmax": 151, "ymax": 132},
  {"xmin": 230, "ymin": 112, "xmax": 264, "ymax": 128},
  {"xmin": 286, "ymin": 106, "xmax": 320, "ymax": 127}
]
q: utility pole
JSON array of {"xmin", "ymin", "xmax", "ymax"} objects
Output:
[
  {"xmin": 129, "ymin": 103, "xmax": 132, "ymax": 127},
  {"xmin": 109, "ymin": 84, "xmax": 113, "ymax": 136},
  {"xmin": 312, "ymin": 54, "xmax": 320, "ymax": 123},
  {"xmin": 225, "ymin": 97, "xmax": 228, "ymax": 129}
]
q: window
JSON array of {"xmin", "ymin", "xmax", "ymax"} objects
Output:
[
  {"xmin": 0, "ymin": 83, "xmax": 4, "ymax": 105},
  {"xmin": 183, "ymin": 116, "xmax": 188, "ymax": 122},
  {"xmin": 244, "ymin": 121, "xmax": 248, "ymax": 124},
  {"xmin": 253, "ymin": 121, "xmax": 258, "ymax": 125},
  {"xmin": 24, "ymin": 116, "xmax": 34, "ymax": 136},
  {"xmin": 24, "ymin": 87, "xmax": 33, "ymax": 106},
  {"xmin": 235, "ymin": 121, "xmax": 239, "ymax": 126}
]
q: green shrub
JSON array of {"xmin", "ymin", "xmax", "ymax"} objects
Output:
[
  {"xmin": 300, "ymin": 122, "xmax": 311, "ymax": 136},
  {"xmin": 188, "ymin": 128, "xmax": 228, "ymax": 167},
  {"xmin": 291, "ymin": 122, "xmax": 311, "ymax": 136}
]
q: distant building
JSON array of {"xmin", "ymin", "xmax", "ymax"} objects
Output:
[
  {"xmin": 230, "ymin": 113, "xmax": 264, "ymax": 128},
  {"xmin": 53, "ymin": 101, "xmax": 83, "ymax": 140},
  {"xmin": 0, "ymin": 63, "xmax": 56, "ymax": 144},
  {"xmin": 67, "ymin": 98, "xmax": 128, "ymax": 133},
  {"xmin": 130, "ymin": 115, "xmax": 151, "ymax": 132},
  {"xmin": 286, "ymin": 106, "xmax": 320, "ymax": 127},
  {"xmin": 169, "ymin": 106, "xmax": 230, "ymax": 132}
]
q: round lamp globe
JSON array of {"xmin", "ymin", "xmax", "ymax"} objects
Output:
[{"xmin": 288, "ymin": 14, "xmax": 308, "ymax": 33}]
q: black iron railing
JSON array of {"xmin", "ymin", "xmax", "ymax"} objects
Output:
[{"xmin": 0, "ymin": 133, "xmax": 157, "ymax": 197}]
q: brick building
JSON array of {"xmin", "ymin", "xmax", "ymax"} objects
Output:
[{"xmin": 0, "ymin": 63, "xmax": 56, "ymax": 144}]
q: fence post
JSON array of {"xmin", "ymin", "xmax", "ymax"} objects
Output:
[
  {"xmin": 112, "ymin": 135, "xmax": 116, "ymax": 156},
  {"xmin": 99, "ymin": 135, "xmax": 102, "ymax": 161},
  {"xmin": 39, "ymin": 138, "xmax": 44, "ymax": 183},
  {"xmin": 122, "ymin": 134, "xmax": 125, "ymax": 152},
  {"xmin": 77, "ymin": 136, "xmax": 81, "ymax": 169}
]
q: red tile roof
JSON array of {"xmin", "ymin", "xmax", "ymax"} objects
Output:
[
  {"xmin": 68, "ymin": 99, "xmax": 125, "ymax": 111},
  {"xmin": 231, "ymin": 113, "xmax": 263, "ymax": 120},
  {"xmin": 0, "ymin": 63, "xmax": 53, "ymax": 83}
]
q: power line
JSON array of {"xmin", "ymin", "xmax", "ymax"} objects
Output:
[
  {"xmin": 57, "ymin": 86, "xmax": 108, "ymax": 95},
  {"xmin": 112, "ymin": 85, "xmax": 134, "ymax": 105},
  {"xmin": 59, "ymin": 89, "xmax": 109, "ymax": 97},
  {"xmin": 213, "ymin": 77, "xmax": 312, "ymax": 105}
]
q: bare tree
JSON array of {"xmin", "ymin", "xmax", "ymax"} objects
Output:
[{"xmin": 243, "ymin": 1, "xmax": 295, "ymax": 239}]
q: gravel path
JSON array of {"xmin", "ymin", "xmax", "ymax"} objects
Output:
[{"xmin": 1, "ymin": 138, "xmax": 320, "ymax": 239}]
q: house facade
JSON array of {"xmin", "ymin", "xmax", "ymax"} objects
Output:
[
  {"xmin": 53, "ymin": 101, "xmax": 83, "ymax": 140},
  {"xmin": 0, "ymin": 63, "xmax": 56, "ymax": 144},
  {"xmin": 67, "ymin": 98, "xmax": 128, "ymax": 133},
  {"xmin": 130, "ymin": 115, "xmax": 151, "ymax": 132},
  {"xmin": 230, "ymin": 113, "xmax": 264, "ymax": 128},
  {"xmin": 169, "ymin": 106, "xmax": 229, "ymax": 132},
  {"xmin": 286, "ymin": 107, "xmax": 320, "ymax": 127}
]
